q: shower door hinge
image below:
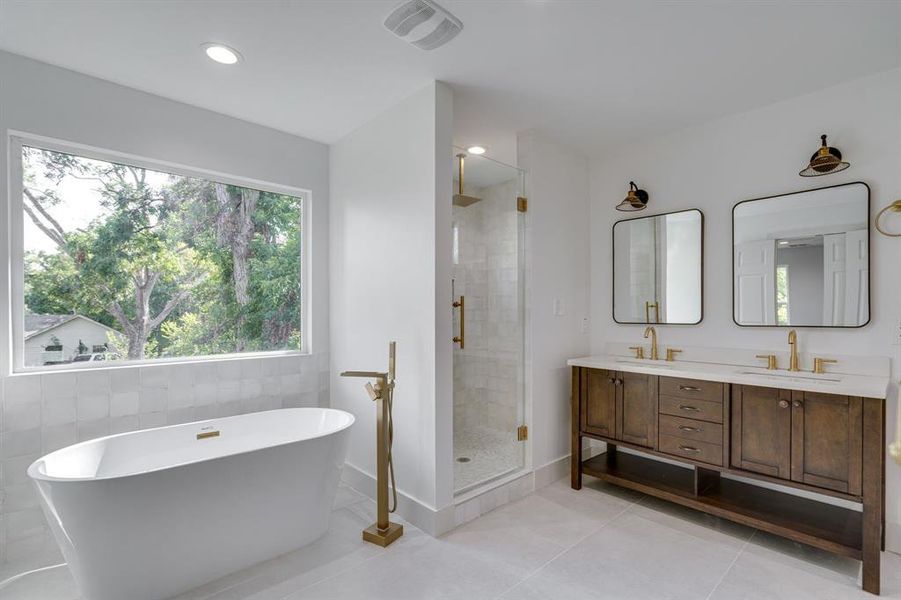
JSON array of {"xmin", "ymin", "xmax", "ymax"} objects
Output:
[
  {"xmin": 517, "ymin": 197, "xmax": 528, "ymax": 212},
  {"xmin": 517, "ymin": 425, "xmax": 528, "ymax": 441}
]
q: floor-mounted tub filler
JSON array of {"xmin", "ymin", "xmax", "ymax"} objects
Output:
[{"xmin": 27, "ymin": 407, "xmax": 354, "ymax": 600}]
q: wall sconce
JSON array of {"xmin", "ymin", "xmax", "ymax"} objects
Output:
[
  {"xmin": 799, "ymin": 134, "xmax": 850, "ymax": 177},
  {"xmin": 616, "ymin": 181, "xmax": 649, "ymax": 212}
]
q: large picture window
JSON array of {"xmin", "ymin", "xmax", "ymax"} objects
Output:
[{"xmin": 13, "ymin": 138, "xmax": 306, "ymax": 369}]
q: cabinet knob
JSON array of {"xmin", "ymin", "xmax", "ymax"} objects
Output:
[
  {"xmin": 608, "ymin": 377, "xmax": 616, "ymax": 384},
  {"xmin": 615, "ymin": 378, "xmax": 623, "ymax": 386},
  {"xmin": 792, "ymin": 400, "xmax": 803, "ymax": 407},
  {"xmin": 778, "ymin": 400, "xmax": 789, "ymax": 408}
]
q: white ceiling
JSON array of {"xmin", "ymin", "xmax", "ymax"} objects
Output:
[{"xmin": 1, "ymin": 1, "xmax": 899, "ymax": 160}]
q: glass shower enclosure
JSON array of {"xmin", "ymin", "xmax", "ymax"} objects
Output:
[{"xmin": 451, "ymin": 148, "xmax": 526, "ymax": 494}]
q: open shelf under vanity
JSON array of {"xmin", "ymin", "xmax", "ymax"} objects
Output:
[{"xmin": 582, "ymin": 450, "xmax": 863, "ymax": 559}]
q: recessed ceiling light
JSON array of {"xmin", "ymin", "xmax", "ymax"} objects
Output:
[
  {"xmin": 467, "ymin": 146, "xmax": 486, "ymax": 155},
  {"xmin": 203, "ymin": 43, "xmax": 242, "ymax": 65}
]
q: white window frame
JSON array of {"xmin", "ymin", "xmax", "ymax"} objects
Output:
[{"xmin": 7, "ymin": 132, "xmax": 312, "ymax": 373}]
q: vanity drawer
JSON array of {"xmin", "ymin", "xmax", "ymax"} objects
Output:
[
  {"xmin": 659, "ymin": 434, "xmax": 723, "ymax": 466},
  {"xmin": 659, "ymin": 395, "xmax": 723, "ymax": 424},
  {"xmin": 659, "ymin": 377, "xmax": 724, "ymax": 403},
  {"xmin": 658, "ymin": 414, "xmax": 722, "ymax": 445}
]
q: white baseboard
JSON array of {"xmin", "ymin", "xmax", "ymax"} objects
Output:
[
  {"xmin": 340, "ymin": 462, "xmax": 451, "ymax": 537},
  {"xmin": 887, "ymin": 521, "xmax": 901, "ymax": 555},
  {"xmin": 342, "ymin": 462, "xmax": 541, "ymax": 537},
  {"xmin": 535, "ymin": 455, "xmax": 569, "ymax": 489}
]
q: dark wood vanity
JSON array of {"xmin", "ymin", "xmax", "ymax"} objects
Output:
[{"xmin": 571, "ymin": 367, "xmax": 885, "ymax": 595}]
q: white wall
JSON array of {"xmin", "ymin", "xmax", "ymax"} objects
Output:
[
  {"xmin": 517, "ymin": 131, "xmax": 591, "ymax": 475},
  {"xmin": 0, "ymin": 51, "xmax": 330, "ymax": 567},
  {"xmin": 589, "ymin": 67, "xmax": 901, "ymax": 547},
  {"xmin": 329, "ymin": 82, "xmax": 454, "ymax": 527}
]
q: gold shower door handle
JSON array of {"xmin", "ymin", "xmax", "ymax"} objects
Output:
[{"xmin": 453, "ymin": 295, "xmax": 465, "ymax": 349}]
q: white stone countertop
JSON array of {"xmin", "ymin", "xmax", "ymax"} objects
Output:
[{"xmin": 567, "ymin": 354, "xmax": 890, "ymax": 399}]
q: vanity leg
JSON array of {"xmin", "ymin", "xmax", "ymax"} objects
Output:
[
  {"xmin": 605, "ymin": 443, "xmax": 618, "ymax": 471},
  {"xmin": 861, "ymin": 398, "xmax": 883, "ymax": 595},
  {"xmin": 882, "ymin": 414, "xmax": 886, "ymax": 552},
  {"xmin": 695, "ymin": 467, "xmax": 720, "ymax": 497},
  {"xmin": 571, "ymin": 367, "xmax": 582, "ymax": 490}
]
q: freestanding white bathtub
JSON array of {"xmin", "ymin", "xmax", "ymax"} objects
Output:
[{"xmin": 28, "ymin": 407, "xmax": 354, "ymax": 600}]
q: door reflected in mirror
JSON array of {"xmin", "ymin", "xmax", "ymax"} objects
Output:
[
  {"xmin": 733, "ymin": 182, "xmax": 869, "ymax": 328},
  {"xmin": 613, "ymin": 209, "xmax": 703, "ymax": 325}
]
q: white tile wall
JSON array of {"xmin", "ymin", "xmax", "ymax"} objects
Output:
[{"xmin": 0, "ymin": 352, "xmax": 328, "ymax": 569}]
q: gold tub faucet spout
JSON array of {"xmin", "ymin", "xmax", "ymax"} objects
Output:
[{"xmin": 644, "ymin": 326, "xmax": 658, "ymax": 360}]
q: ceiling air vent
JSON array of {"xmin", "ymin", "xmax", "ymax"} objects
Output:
[{"xmin": 384, "ymin": 0, "xmax": 463, "ymax": 50}]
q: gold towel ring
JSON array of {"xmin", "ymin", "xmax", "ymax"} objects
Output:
[{"xmin": 875, "ymin": 200, "xmax": 901, "ymax": 237}]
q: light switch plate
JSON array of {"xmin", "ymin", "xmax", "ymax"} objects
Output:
[
  {"xmin": 893, "ymin": 317, "xmax": 901, "ymax": 346},
  {"xmin": 580, "ymin": 316, "xmax": 590, "ymax": 334}
]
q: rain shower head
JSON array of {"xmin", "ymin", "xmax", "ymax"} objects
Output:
[
  {"xmin": 453, "ymin": 194, "xmax": 481, "ymax": 207},
  {"xmin": 453, "ymin": 153, "xmax": 482, "ymax": 207}
]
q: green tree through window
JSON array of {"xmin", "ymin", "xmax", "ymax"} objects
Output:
[
  {"xmin": 22, "ymin": 146, "xmax": 302, "ymax": 366},
  {"xmin": 776, "ymin": 265, "xmax": 790, "ymax": 326}
]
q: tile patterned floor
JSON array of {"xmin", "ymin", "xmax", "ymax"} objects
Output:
[
  {"xmin": 454, "ymin": 425, "xmax": 523, "ymax": 492},
  {"xmin": 4, "ymin": 477, "xmax": 900, "ymax": 600}
]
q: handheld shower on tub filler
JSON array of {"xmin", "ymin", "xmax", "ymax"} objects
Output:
[{"xmin": 340, "ymin": 341, "xmax": 402, "ymax": 546}]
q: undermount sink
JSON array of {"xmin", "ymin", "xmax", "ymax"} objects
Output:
[{"xmin": 736, "ymin": 370, "xmax": 843, "ymax": 383}]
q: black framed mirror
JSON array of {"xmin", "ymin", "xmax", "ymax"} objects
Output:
[
  {"xmin": 613, "ymin": 209, "xmax": 704, "ymax": 325},
  {"xmin": 732, "ymin": 182, "xmax": 870, "ymax": 328}
]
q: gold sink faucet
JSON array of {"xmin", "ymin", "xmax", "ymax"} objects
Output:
[
  {"xmin": 644, "ymin": 326, "xmax": 658, "ymax": 360},
  {"xmin": 787, "ymin": 329, "xmax": 801, "ymax": 372}
]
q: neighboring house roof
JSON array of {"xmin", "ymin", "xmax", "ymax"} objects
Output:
[{"xmin": 24, "ymin": 314, "xmax": 122, "ymax": 341}]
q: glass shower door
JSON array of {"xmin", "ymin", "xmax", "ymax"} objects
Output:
[{"xmin": 451, "ymin": 149, "xmax": 526, "ymax": 494}]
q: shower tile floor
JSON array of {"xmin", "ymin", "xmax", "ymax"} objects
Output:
[
  {"xmin": 453, "ymin": 425, "xmax": 522, "ymax": 493},
  {"xmin": 5, "ymin": 477, "xmax": 901, "ymax": 600}
]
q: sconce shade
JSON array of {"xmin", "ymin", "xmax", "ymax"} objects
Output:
[
  {"xmin": 616, "ymin": 181, "xmax": 649, "ymax": 211},
  {"xmin": 799, "ymin": 134, "xmax": 850, "ymax": 177}
]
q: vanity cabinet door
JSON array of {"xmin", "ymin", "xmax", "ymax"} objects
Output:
[
  {"xmin": 617, "ymin": 371, "xmax": 657, "ymax": 448},
  {"xmin": 791, "ymin": 392, "xmax": 862, "ymax": 495},
  {"xmin": 581, "ymin": 369, "xmax": 616, "ymax": 438},
  {"xmin": 731, "ymin": 385, "xmax": 792, "ymax": 479}
]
